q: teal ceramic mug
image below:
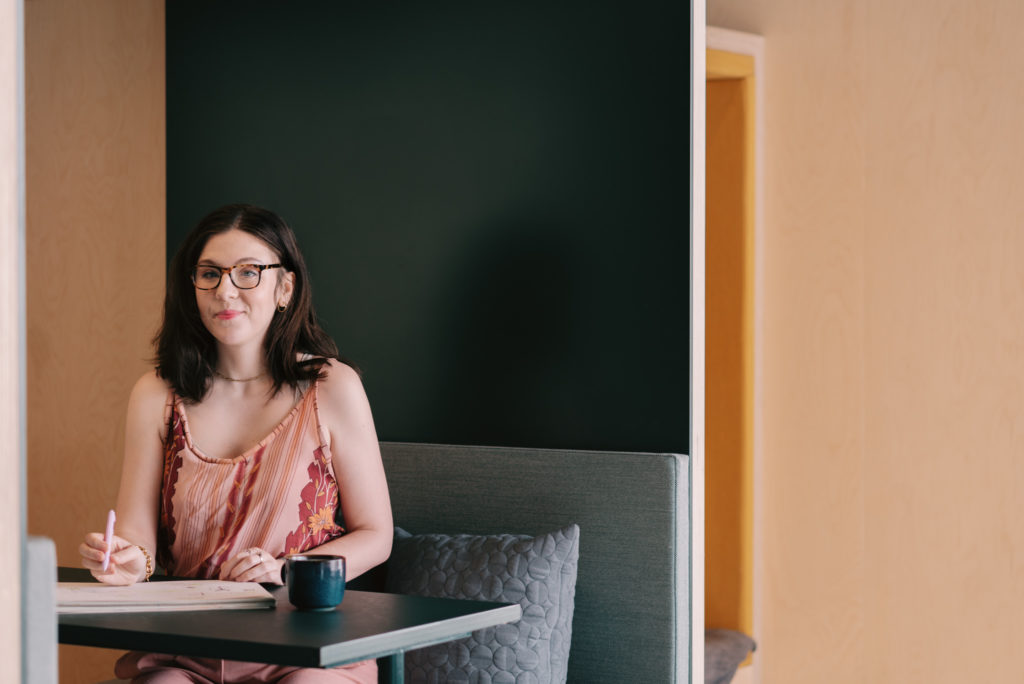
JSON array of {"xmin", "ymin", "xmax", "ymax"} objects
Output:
[{"xmin": 281, "ymin": 554, "xmax": 346, "ymax": 611}]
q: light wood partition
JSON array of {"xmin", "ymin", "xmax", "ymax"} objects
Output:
[
  {"xmin": 25, "ymin": 1, "xmax": 165, "ymax": 681},
  {"xmin": 0, "ymin": 0, "xmax": 23, "ymax": 680}
]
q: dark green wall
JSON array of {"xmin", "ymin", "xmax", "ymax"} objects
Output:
[{"xmin": 167, "ymin": 1, "xmax": 690, "ymax": 453}]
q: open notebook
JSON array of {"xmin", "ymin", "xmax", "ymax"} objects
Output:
[{"xmin": 57, "ymin": 580, "xmax": 276, "ymax": 614}]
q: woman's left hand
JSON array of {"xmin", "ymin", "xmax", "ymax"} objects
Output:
[{"xmin": 219, "ymin": 547, "xmax": 283, "ymax": 584}]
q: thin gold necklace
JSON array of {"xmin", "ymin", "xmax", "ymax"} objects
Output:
[{"xmin": 214, "ymin": 369, "xmax": 267, "ymax": 382}]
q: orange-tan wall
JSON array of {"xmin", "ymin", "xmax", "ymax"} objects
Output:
[
  {"xmin": 25, "ymin": 1, "xmax": 165, "ymax": 682},
  {"xmin": 706, "ymin": 58, "xmax": 756, "ymax": 636},
  {"xmin": 709, "ymin": 1, "xmax": 1024, "ymax": 682}
]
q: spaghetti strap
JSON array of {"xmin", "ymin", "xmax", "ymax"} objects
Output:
[
  {"xmin": 311, "ymin": 380, "xmax": 330, "ymax": 450},
  {"xmin": 163, "ymin": 389, "xmax": 176, "ymax": 440}
]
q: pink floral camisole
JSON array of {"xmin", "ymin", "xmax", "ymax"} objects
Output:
[{"xmin": 157, "ymin": 381, "xmax": 344, "ymax": 578}]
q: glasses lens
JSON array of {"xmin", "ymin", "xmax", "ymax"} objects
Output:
[
  {"xmin": 231, "ymin": 265, "xmax": 262, "ymax": 289},
  {"xmin": 193, "ymin": 266, "xmax": 222, "ymax": 290}
]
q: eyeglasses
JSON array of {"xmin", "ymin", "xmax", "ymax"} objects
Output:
[{"xmin": 192, "ymin": 263, "xmax": 283, "ymax": 290}]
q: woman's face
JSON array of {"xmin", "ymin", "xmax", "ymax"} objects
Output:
[{"xmin": 194, "ymin": 229, "xmax": 294, "ymax": 352}]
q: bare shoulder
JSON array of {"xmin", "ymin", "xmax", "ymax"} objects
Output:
[
  {"xmin": 316, "ymin": 359, "xmax": 368, "ymax": 406},
  {"xmin": 315, "ymin": 360, "xmax": 380, "ymax": 469},
  {"xmin": 130, "ymin": 369, "xmax": 171, "ymax": 399},
  {"xmin": 316, "ymin": 358, "xmax": 375, "ymax": 432},
  {"xmin": 127, "ymin": 370, "xmax": 173, "ymax": 419},
  {"xmin": 117, "ymin": 370, "xmax": 176, "ymax": 452}
]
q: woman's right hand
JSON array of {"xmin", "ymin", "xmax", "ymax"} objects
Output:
[{"xmin": 80, "ymin": 532, "xmax": 148, "ymax": 585}]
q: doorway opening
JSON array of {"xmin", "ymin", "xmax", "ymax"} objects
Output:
[{"xmin": 705, "ymin": 28, "xmax": 763, "ymax": 677}]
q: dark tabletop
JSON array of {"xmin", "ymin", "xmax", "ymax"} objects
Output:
[{"xmin": 57, "ymin": 567, "xmax": 521, "ymax": 668}]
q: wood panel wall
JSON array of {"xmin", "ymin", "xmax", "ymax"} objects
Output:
[
  {"xmin": 708, "ymin": 1, "xmax": 1024, "ymax": 682},
  {"xmin": 25, "ymin": 1, "xmax": 165, "ymax": 681}
]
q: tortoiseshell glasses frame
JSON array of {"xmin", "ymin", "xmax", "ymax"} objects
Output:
[{"xmin": 191, "ymin": 263, "xmax": 283, "ymax": 290}]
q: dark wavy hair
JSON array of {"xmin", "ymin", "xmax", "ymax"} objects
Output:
[{"xmin": 154, "ymin": 204, "xmax": 341, "ymax": 401}]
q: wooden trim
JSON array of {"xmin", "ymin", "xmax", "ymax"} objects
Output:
[
  {"xmin": 690, "ymin": 4, "xmax": 706, "ymax": 684},
  {"xmin": 0, "ymin": 0, "xmax": 24, "ymax": 680}
]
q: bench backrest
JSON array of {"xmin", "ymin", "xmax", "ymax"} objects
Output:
[{"xmin": 378, "ymin": 442, "xmax": 692, "ymax": 683}]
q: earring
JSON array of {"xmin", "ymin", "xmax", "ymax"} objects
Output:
[{"xmin": 277, "ymin": 303, "xmax": 288, "ymax": 312}]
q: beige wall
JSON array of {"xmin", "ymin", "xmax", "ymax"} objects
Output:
[
  {"xmin": 25, "ymin": 0, "xmax": 165, "ymax": 681},
  {"xmin": 709, "ymin": 1, "xmax": 1024, "ymax": 682},
  {"xmin": 0, "ymin": 0, "xmax": 22, "ymax": 680}
]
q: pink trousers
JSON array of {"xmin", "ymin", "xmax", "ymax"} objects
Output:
[{"xmin": 114, "ymin": 651, "xmax": 377, "ymax": 684}]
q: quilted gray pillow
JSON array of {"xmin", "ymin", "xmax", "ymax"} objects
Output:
[{"xmin": 387, "ymin": 524, "xmax": 580, "ymax": 684}]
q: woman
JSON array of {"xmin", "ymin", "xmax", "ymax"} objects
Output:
[{"xmin": 79, "ymin": 204, "xmax": 392, "ymax": 683}]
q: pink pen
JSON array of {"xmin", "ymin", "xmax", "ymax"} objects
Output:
[{"xmin": 101, "ymin": 509, "xmax": 116, "ymax": 571}]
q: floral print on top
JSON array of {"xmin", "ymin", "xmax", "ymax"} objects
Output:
[{"xmin": 157, "ymin": 380, "xmax": 345, "ymax": 578}]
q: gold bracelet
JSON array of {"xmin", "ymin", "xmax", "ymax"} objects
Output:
[{"xmin": 136, "ymin": 545, "xmax": 154, "ymax": 582}]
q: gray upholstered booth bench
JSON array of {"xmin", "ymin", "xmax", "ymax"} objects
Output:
[{"xmin": 358, "ymin": 442, "xmax": 696, "ymax": 683}]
